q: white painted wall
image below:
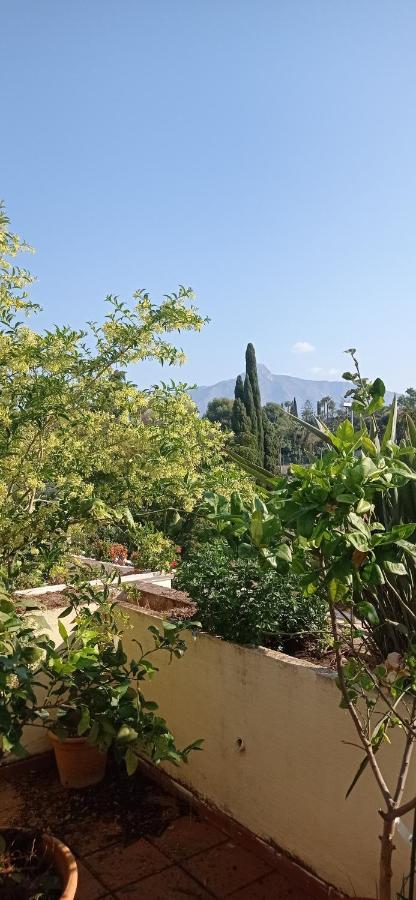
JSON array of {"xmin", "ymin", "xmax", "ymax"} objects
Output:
[{"xmin": 122, "ymin": 605, "xmax": 413, "ymax": 899}]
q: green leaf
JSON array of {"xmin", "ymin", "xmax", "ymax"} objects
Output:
[
  {"xmin": 163, "ymin": 621, "xmax": 179, "ymax": 632},
  {"xmin": 275, "ymin": 543, "xmax": 292, "ymax": 563},
  {"xmin": 349, "ymin": 456, "xmax": 377, "ymax": 485},
  {"xmin": 355, "ymin": 600, "xmax": 379, "ymax": 625},
  {"xmin": 381, "ymin": 396, "xmax": 398, "ymax": 451},
  {"xmin": 346, "ymin": 532, "xmax": 369, "ymax": 552},
  {"xmin": 405, "ymin": 414, "xmax": 416, "ymax": 448},
  {"xmin": 87, "ymin": 721, "xmax": 100, "ymax": 745},
  {"xmin": 336, "ymin": 418, "xmax": 354, "ymax": 444},
  {"xmin": 230, "ymin": 492, "xmax": 244, "ymax": 515},
  {"xmin": 366, "ymin": 395, "xmax": 384, "ymax": 416},
  {"xmin": 58, "ymin": 619, "xmax": 68, "ymax": 642},
  {"xmin": 250, "ymin": 510, "xmax": 264, "ymax": 546},
  {"xmin": 384, "ymin": 560, "xmax": 407, "ymax": 576},
  {"xmin": 370, "ymin": 377, "xmax": 386, "ymax": 399},
  {"xmin": 356, "ymin": 499, "xmax": 372, "ymax": 515},
  {"xmin": 125, "ymin": 746, "xmax": 139, "ymax": 775},
  {"xmin": 328, "ymin": 578, "xmax": 350, "ymax": 604},
  {"xmin": 77, "ymin": 705, "xmax": 90, "ymax": 736},
  {"xmin": 348, "ymin": 512, "xmax": 370, "ymax": 536},
  {"xmin": 362, "ymin": 562, "xmax": 385, "ymax": 585},
  {"xmin": 361, "ymin": 435, "xmax": 378, "ymax": 456}
]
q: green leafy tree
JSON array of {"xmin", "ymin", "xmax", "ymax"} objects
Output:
[
  {"xmin": 0, "ymin": 204, "xmax": 249, "ymax": 585},
  {"xmin": 301, "ymin": 399, "xmax": 314, "ymax": 423},
  {"xmin": 204, "ymin": 397, "xmax": 233, "ymax": 431},
  {"xmin": 398, "ymin": 387, "xmax": 416, "ymax": 416},
  {"xmin": 263, "ymin": 402, "xmax": 283, "ymax": 425}
]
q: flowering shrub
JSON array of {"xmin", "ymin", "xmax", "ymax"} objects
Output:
[
  {"xmin": 108, "ymin": 543, "xmax": 128, "ymax": 565},
  {"xmin": 130, "ymin": 526, "xmax": 179, "ymax": 572},
  {"xmin": 0, "ymin": 205, "xmax": 251, "ymax": 590}
]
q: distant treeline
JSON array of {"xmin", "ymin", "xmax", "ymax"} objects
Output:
[{"xmin": 204, "ymin": 344, "xmax": 416, "ymax": 473}]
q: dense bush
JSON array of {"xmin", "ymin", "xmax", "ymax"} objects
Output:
[{"xmin": 174, "ymin": 540, "xmax": 328, "ymax": 651}]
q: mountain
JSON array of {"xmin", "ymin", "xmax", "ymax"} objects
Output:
[{"xmin": 190, "ymin": 364, "xmax": 394, "ymax": 414}]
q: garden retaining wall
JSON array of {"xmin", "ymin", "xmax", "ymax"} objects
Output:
[
  {"xmin": 16, "ymin": 584, "xmax": 414, "ymax": 897},
  {"xmin": 120, "ymin": 603, "xmax": 414, "ymax": 899}
]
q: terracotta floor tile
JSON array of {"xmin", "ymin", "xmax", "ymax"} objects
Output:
[
  {"xmin": 115, "ymin": 864, "xmax": 214, "ymax": 898},
  {"xmin": 148, "ymin": 815, "xmax": 227, "ymax": 861},
  {"xmin": 227, "ymin": 869, "xmax": 310, "ymax": 899},
  {"xmin": 75, "ymin": 859, "xmax": 109, "ymax": 899},
  {"xmin": 182, "ymin": 840, "xmax": 272, "ymax": 897},
  {"xmin": 65, "ymin": 817, "xmax": 124, "ymax": 856},
  {"xmin": 85, "ymin": 837, "xmax": 170, "ymax": 891}
]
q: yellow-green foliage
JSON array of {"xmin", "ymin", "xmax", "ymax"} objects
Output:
[{"xmin": 0, "ymin": 204, "xmax": 251, "ymax": 586}]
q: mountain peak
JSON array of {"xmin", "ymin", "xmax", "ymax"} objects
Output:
[{"xmin": 189, "ymin": 365, "xmax": 393, "ymax": 414}]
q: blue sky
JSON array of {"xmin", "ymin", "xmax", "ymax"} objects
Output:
[{"xmin": 2, "ymin": 1, "xmax": 416, "ymax": 392}]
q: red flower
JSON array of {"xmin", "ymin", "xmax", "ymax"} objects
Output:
[
  {"xmin": 170, "ymin": 560, "xmax": 178, "ymax": 568},
  {"xmin": 175, "ymin": 546, "xmax": 183, "ymax": 554}
]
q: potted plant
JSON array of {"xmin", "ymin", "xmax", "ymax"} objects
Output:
[
  {"xmin": 37, "ymin": 578, "xmax": 202, "ymax": 788},
  {"xmin": 0, "ymin": 829, "xmax": 77, "ymax": 900},
  {"xmin": 0, "ymin": 593, "xmax": 78, "ymax": 899},
  {"xmin": 205, "ymin": 364, "xmax": 416, "ymax": 900}
]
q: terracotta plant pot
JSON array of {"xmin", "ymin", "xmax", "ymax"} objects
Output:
[
  {"xmin": 49, "ymin": 733, "xmax": 107, "ymax": 788},
  {"xmin": 0, "ymin": 828, "xmax": 78, "ymax": 900},
  {"xmin": 44, "ymin": 832, "xmax": 78, "ymax": 899}
]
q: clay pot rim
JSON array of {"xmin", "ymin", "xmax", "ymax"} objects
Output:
[
  {"xmin": 0, "ymin": 827, "xmax": 78, "ymax": 900},
  {"xmin": 48, "ymin": 731, "xmax": 92, "ymax": 745}
]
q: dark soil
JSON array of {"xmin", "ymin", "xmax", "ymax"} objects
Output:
[
  {"xmin": 31, "ymin": 592, "xmax": 68, "ymax": 610},
  {"xmin": 14, "ymin": 591, "xmax": 68, "ymax": 612},
  {"xmin": 6, "ymin": 756, "xmax": 187, "ymax": 854},
  {"xmin": 0, "ymin": 829, "xmax": 60, "ymax": 900}
]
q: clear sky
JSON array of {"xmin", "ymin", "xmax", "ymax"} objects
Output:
[{"xmin": 2, "ymin": 1, "xmax": 416, "ymax": 392}]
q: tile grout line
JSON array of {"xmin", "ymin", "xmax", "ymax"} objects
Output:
[
  {"xmin": 86, "ymin": 857, "xmax": 176, "ymax": 894},
  {"xmin": 146, "ymin": 832, "xmax": 229, "ymax": 861},
  {"xmin": 77, "ymin": 852, "xmax": 123, "ymax": 896},
  {"xmin": 176, "ymin": 857, "xmax": 276, "ymax": 899}
]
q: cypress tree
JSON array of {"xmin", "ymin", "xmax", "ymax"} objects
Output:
[
  {"xmin": 243, "ymin": 374, "xmax": 257, "ymax": 435},
  {"xmin": 232, "ymin": 398, "xmax": 251, "ymax": 439},
  {"xmin": 245, "ymin": 343, "xmax": 264, "ymax": 458},
  {"xmin": 232, "ymin": 375, "xmax": 247, "ymax": 436},
  {"xmin": 263, "ymin": 411, "xmax": 280, "ymax": 474},
  {"xmin": 232, "ymin": 374, "xmax": 253, "ymax": 446},
  {"xmin": 234, "ymin": 374, "xmax": 244, "ymax": 403},
  {"xmin": 292, "ymin": 397, "xmax": 298, "ymax": 417},
  {"xmin": 231, "ymin": 396, "xmax": 259, "ymax": 465}
]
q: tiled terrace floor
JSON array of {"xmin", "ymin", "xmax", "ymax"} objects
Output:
[{"xmin": 0, "ymin": 756, "xmax": 327, "ymax": 899}]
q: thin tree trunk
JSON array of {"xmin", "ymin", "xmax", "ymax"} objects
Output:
[{"xmin": 379, "ymin": 815, "xmax": 396, "ymax": 900}]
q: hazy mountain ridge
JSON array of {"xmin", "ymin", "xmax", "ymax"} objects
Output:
[{"xmin": 190, "ymin": 364, "xmax": 394, "ymax": 414}]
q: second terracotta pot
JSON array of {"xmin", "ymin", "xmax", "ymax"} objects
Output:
[
  {"xmin": 44, "ymin": 832, "xmax": 78, "ymax": 899},
  {"xmin": 0, "ymin": 828, "xmax": 78, "ymax": 900},
  {"xmin": 49, "ymin": 733, "xmax": 107, "ymax": 789}
]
